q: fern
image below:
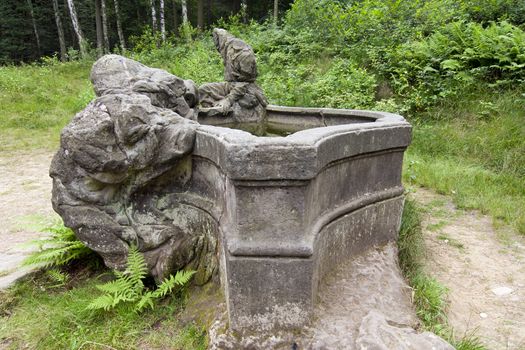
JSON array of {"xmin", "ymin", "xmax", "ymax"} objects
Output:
[
  {"xmin": 22, "ymin": 222, "xmax": 93, "ymax": 268},
  {"xmin": 45, "ymin": 268, "xmax": 69, "ymax": 287},
  {"xmin": 87, "ymin": 245, "xmax": 195, "ymax": 312}
]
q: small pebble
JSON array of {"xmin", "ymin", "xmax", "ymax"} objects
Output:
[
  {"xmin": 479, "ymin": 313, "xmax": 488, "ymax": 319},
  {"xmin": 492, "ymin": 286, "xmax": 513, "ymax": 296}
]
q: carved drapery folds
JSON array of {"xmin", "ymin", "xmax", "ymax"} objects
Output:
[{"xmin": 199, "ymin": 28, "xmax": 268, "ymax": 129}]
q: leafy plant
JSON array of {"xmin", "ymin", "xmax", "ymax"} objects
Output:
[
  {"xmin": 87, "ymin": 245, "xmax": 195, "ymax": 312},
  {"xmin": 22, "ymin": 222, "xmax": 94, "ymax": 268}
]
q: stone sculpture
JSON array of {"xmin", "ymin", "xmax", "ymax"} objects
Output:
[
  {"xmin": 50, "ymin": 32, "xmax": 453, "ymax": 349},
  {"xmin": 50, "ymin": 55, "xmax": 217, "ymax": 282},
  {"xmin": 199, "ymin": 28, "xmax": 268, "ymax": 130}
]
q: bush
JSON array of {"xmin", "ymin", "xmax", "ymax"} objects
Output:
[{"xmin": 388, "ymin": 21, "xmax": 525, "ymax": 112}]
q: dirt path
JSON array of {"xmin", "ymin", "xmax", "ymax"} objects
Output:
[
  {"xmin": 412, "ymin": 188, "xmax": 525, "ymax": 350},
  {"xmin": 0, "ymin": 152, "xmax": 57, "ymax": 288}
]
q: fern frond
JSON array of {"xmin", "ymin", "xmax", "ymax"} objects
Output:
[
  {"xmin": 174, "ymin": 270, "xmax": 196, "ymax": 286},
  {"xmin": 46, "ymin": 268, "xmax": 69, "ymax": 286},
  {"xmin": 124, "ymin": 245, "xmax": 148, "ymax": 286},
  {"xmin": 22, "ymin": 222, "xmax": 92, "ymax": 268},
  {"xmin": 87, "ymin": 244, "xmax": 196, "ymax": 313},
  {"xmin": 135, "ymin": 292, "xmax": 155, "ymax": 312},
  {"xmin": 87, "ymin": 294, "xmax": 118, "ymax": 311}
]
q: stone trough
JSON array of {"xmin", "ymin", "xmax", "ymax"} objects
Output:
[{"xmin": 192, "ymin": 105, "xmax": 412, "ymax": 331}]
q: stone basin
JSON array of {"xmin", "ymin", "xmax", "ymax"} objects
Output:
[{"xmin": 188, "ymin": 105, "xmax": 412, "ymax": 331}]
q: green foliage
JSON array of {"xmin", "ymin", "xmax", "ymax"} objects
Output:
[
  {"xmin": 87, "ymin": 245, "xmax": 195, "ymax": 312},
  {"xmin": 22, "ymin": 223, "xmax": 93, "ymax": 269},
  {"xmin": 405, "ymin": 88, "xmax": 525, "ymax": 234},
  {"xmin": 45, "ymin": 269, "xmax": 69, "ymax": 287},
  {"xmin": 398, "ymin": 198, "xmax": 425, "ymax": 277},
  {"xmin": 389, "ymin": 21, "xmax": 525, "ymax": 111},
  {"xmin": 0, "ymin": 61, "xmax": 92, "ymax": 151},
  {"xmin": 0, "ymin": 272, "xmax": 207, "ymax": 349}
]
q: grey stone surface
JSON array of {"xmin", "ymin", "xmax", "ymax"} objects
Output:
[
  {"xmin": 198, "ymin": 28, "xmax": 268, "ymax": 132},
  {"xmin": 50, "ymin": 55, "xmax": 217, "ymax": 282},
  {"xmin": 209, "ymin": 243, "xmax": 454, "ymax": 349}
]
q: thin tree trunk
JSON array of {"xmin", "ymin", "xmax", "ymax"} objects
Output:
[
  {"xmin": 241, "ymin": 0, "xmax": 247, "ymax": 24},
  {"xmin": 95, "ymin": 0, "xmax": 104, "ymax": 56},
  {"xmin": 197, "ymin": 0, "xmax": 203, "ymax": 30},
  {"xmin": 113, "ymin": 0, "xmax": 126, "ymax": 51},
  {"xmin": 66, "ymin": 0, "xmax": 87, "ymax": 58},
  {"xmin": 101, "ymin": 0, "xmax": 109, "ymax": 52},
  {"xmin": 273, "ymin": 0, "xmax": 278, "ymax": 24},
  {"xmin": 159, "ymin": 0, "xmax": 166, "ymax": 42},
  {"xmin": 181, "ymin": 0, "xmax": 188, "ymax": 25},
  {"xmin": 172, "ymin": 0, "xmax": 179, "ymax": 35},
  {"xmin": 181, "ymin": 0, "xmax": 190, "ymax": 41},
  {"xmin": 150, "ymin": 0, "xmax": 157, "ymax": 31},
  {"xmin": 53, "ymin": 0, "xmax": 67, "ymax": 61},
  {"xmin": 26, "ymin": 0, "xmax": 41, "ymax": 56}
]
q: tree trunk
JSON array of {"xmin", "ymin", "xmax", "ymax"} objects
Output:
[
  {"xmin": 101, "ymin": 0, "xmax": 109, "ymax": 52},
  {"xmin": 26, "ymin": 0, "xmax": 41, "ymax": 56},
  {"xmin": 197, "ymin": 0, "xmax": 203, "ymax": 30},
  {"xmin": 113, "ymin": 0, "xmax": 126, "ymax": 51},
  {"xmin": 52, "ymin": 0, "xmax": 67, "ymax": 61},
  {"xmin": 95, "ymin": 0, "xmax": 104, "ymax": 56},
  {"xmin": 273, "ymin": 0, "xmax": 278, "ymax": 24},
  {"xmin": 181, "ymin": 0, "xmax": 188, "ymax": 25},
  {"xmin": 150, "ymin": 0, "xmax": 157, "ymax": 31},
  {"xmin": 241, "ymin": 0, "xmax": 247, "ymax": 24},
  {"xmin": 172, "ymin": 0, "xmax": 179, "ymax": 35},
  {"xmin": 66, "ymin": 0, "xmax": 87, "ymax": 58},
  {"xmin": 159, "ymin": 0, "xmax": 166, "ymax": 42}
]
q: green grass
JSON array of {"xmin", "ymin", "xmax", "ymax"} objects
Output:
[
  {"xmin": 0, "ymin": 268, "xmax": 208, "ymax": 350},
  {"xmin": 0, "ymin": 61, "xmax": 93, "ymax": 152},
  {"xmin": 398, "ymin": 198, "xmax": 486, "ymax": 349},
  {"xmin": 405, "ymin": 88, "xmax": 525, "ymax": 235}
]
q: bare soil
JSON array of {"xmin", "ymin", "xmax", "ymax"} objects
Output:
[
  {"xmin": 0, "ymin": 152, "xmax": 57, "ymax": 288},
  {"xmin": 412, "ymin": 188, "xmax": 525, "ymax": 350}
]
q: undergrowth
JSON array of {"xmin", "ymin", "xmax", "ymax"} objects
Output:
[
  {"xmin": 22, "ymin": 223, "xmax": 95, "ymax": 269},
  {"xmin": 1, "ymin": 230, "xmax": 204, "ymax": 350},
  {"xmin": 399, "ymin": 198, "xmax": 487, "ymax": 349},
  {"xmin": 0, "ymin": 270, "xmax": 206, "ymax": 350},
  {"xmin": 87, "ymin": 245, "xmax": 195, "ymax": 312}
]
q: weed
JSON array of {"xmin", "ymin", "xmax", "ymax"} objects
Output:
[
  {"xmin": 87, "ymin": 245, "xmax": 195, "ymax": 313},
  {"xmin": 22, "ymin": 222, "xmax": 95, "ymax": 269},
  {"xmin": 0, "ymin": 271, "xmax": 206, "ymax": 349},
  {"xmin": 427, "ymin": 220, "xmax": 449, "ymax": 232},
  {"xmin": 436, "ymin": 234, "xmax": 465, "ymax": 249}
]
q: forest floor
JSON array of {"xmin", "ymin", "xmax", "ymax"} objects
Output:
[{"xmin": 0, "ymin": 151, "xmax": 524, "ymax": 349}]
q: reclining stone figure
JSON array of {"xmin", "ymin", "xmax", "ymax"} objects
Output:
[{"xmin": 199, "ymin": 28, "xmax": 268, "ymax": 130}]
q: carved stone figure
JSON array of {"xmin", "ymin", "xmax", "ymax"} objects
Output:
[
  {"xmin": 50, "ymin": 55, "xmax": 217, "ymax": 282},
  {"xmin": 199, "ymin": 28, "xmax": 268, "ymax": 129}
]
